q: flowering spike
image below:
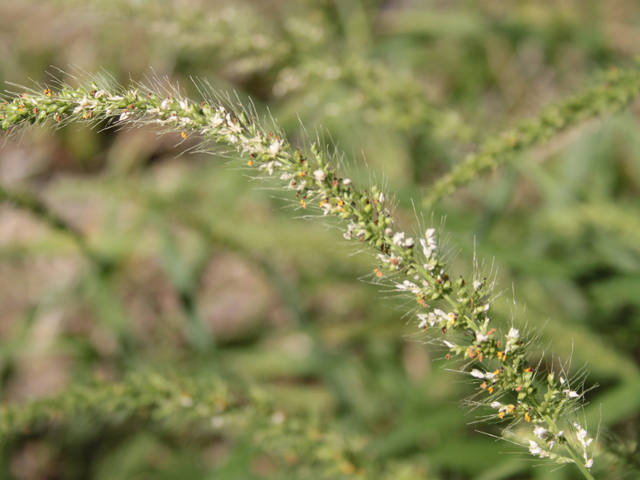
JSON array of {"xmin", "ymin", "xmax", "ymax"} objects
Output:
[{"xmin": 0, "ymin": 78, "xmax": 598, "ymax": 477}]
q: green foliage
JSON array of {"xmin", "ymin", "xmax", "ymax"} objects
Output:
[
  {"xmin": 0, "ymin": 372, "xmax": 429, "ymax": 480},
  {"xmin": 0, "ymin": 78, "xmax": 608, "ymax": 477},
  {"xmin": 1, "ymin": 1, "xmax": 640, "ymax": 479},
  {"xmin": 423, "ymin": 64, "xmax": 640, "ymax": 209}
]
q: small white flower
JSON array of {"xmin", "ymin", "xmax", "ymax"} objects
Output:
[
  {"xmin": 443, "ymin": 340, "xmax": 455, "ymax": 349},
  {"xmin": 416, "ymin": 312, "xmax": 437, "ymax": 328},
  {"xmin": 533, "ymin": 426, "xmax": 548, "ymax": 439},
  {"xmin": 476, "ymin": 332, "xmax": 489, "ymax": 343},
  {"xmin": 313, "ymin": 169, "xmax": 326, "ymax": 182},
  {"xmin": 343, "ymin": 223, "xmax": 357, "ymax": 240},
  {"xmin": 529, "ymin": 440, "xmax": 542, "ymax": 455},
  {"xmin": 161, "ymin": 98, "xmax": 172, "ymax": 110},
  {"xmin": 504, "ymin": 327, "xmax": 520, "ymax": 354},
  {"xmin": 564, "ymin": 389, "xmax": 580, "ymax": 399},
  {"xmin": 574, "ymin": 423, "xmax": 587, "ymax": 439},
  {"xmin": 342, "ymin": 178, "xmax": 352, "ymax": 186},
  {"xmin": 321, "ymin": 201, "xmax": 332, "ymax": 215},
  {"xmin": 393, "ymin": 232, "xmax": 405, "ymax": 246},
  {"xmin": 390, "ymin": 232, "xmax": 414, "ymax": 249},
  {"xmin": 585, "ymin": 459, "xmax": 593, "ymax": 469},
  {"xmin": 384, "ymin": 228, "xmax": 394, "ymax": 237},
  {"xmin": 241, "ymin": 142, "xmax": 264, "ymax": 155},
  {"xmin": 418, "ymin": 317, "xmax": 428, "ymax": 330},
  {"xmin": 528, "ymin": 440, "xmax": 549, "ymax": 458},
  {"xmin": 73, "ymin": 96, "xmax": 94, "ymax": 114},
  {"xmin": 210, "ymin": 112, "xmax": 224, "ymax": 127},
  {"xmin": 225, "ymin": 114, "xmax": 242, "ymax": 134},
  {"xmin": 420, "ymin": 229, "xmax": 438, "ymax": 258},
  {"xmin": 260, "ymin": 160, "xmax": 283, "ymax": 175},
  {"xmin": 470, "ymin": 369, "xmax": 485, "ymax": 379},
  {"xmin": 396, "ymin": 280, "xmax": 420, "ymax": 294},
  {"xmin": 425, "ymin": 312, "xmax": 438, "ymax": 326},
  {"xmin": 343, "ymin": 223, "xmax": 366, "ymax": 240},
  {"xmin": 490, "ymin": 401, "xmax": 502, "ymax": 409},
  {"xmin": 420, "ymin": 238, "xmax": 436, "ymax": 259},
  {"xmin": 473, "ymin": 280, "xmax": 483, "ymax": 291},
  {"xmin": 572, "ymin": 422, "xmax": 593, "ymax": 450},
  {"xmin": 179, "ymin": 99, "xmax": 189, "ymax": 110},
  {"xmin": 378, "ymin": 192, "xmax": 385, "ymax": 203},
  {"xmin": 270, "ymin": 139, "xmax": 283, "ymax": 157}
]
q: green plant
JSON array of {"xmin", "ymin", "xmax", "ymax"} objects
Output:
[
  {"xmin": 2, "ymin": 2, "xmax": 640, "ymax": 479},
  {"xmin": 5, "ymin": 65, "xmax": 640, "ymax": 478}
]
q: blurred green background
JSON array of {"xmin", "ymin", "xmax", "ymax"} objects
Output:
[{"xmin": 1, "ymin": 0, "xmax": 640, "ymax": 479}]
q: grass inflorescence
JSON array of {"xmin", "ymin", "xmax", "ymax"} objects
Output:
[
  {"xmin": 423, "ymin": 63, "xmax": 640, "ymax": 209},
  {"xmin": 0, "ymin": 75, "xmax": 602, "ymax": 478}
]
